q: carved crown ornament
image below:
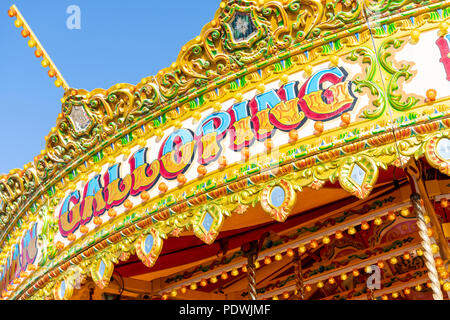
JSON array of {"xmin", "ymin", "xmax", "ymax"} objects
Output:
[{"xmin": 1, "ymin": 0, "xmax": 450, "ymax": 300}]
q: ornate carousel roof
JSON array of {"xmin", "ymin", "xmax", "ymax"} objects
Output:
[{"xmin": 1, "ymin": 0, "xmax": 450, "ymax": 300}]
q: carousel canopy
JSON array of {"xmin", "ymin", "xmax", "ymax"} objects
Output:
[{"xmin": 1, "ymin": 0, "xmax": 450, "ymax": 300}]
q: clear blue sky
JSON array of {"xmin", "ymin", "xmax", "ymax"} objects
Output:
[{"xmin": 0, "ymin": 0, "xmax": 221, "ymax": 174}]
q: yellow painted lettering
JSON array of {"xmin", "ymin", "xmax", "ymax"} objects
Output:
[
  {"xmin": 232, "ymin": 117, "xmax": 254, "ymax": 147},
  {"xmin": 201, "ymin": 132, "xmax": 220, "ymax": 161},
  {"xmin": 255, "ymin": 109, "xmax": 274, "ymax": 136},
  {"xmin": 269, "ymin": 98, "xmax": 304, "ymax": 128},
  {"xmin": 131, "ymin": 160, "xmax": 160, "ymax": 194},
  {"xmin": 106, "ymin": 174, "xmax": 132, "ymax": 207}
]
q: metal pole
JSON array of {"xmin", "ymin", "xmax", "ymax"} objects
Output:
[
  {"xmin": 247, "ymin": 253, "xmax": 257, "ymax": 300},
  {"xmin": 406, "ymin": 161, "xmax": 450, "ymax": 263},
  {"xmin": 410, "ymin": 192, "xmax": 444, "ymax": 300},
  {"xmin": 242, "ymin": 240, "xmax": 258, "ymax": 300},
  {"xmin": 293, "ymin": 250, "xmax": 305, "ymax": 300},
  {"xmin": 366, "ymin": 288, "xmax": 376, "ymax": 300}
]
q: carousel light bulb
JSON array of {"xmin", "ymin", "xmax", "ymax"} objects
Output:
[
  {"xmin": 255, "ymin": 261, "xmax": 261, "ymax": 269},
  {"xmin": 361, "ymin": 221, "xmax": 369, "ymax": 230},
  {"xmin": 14, "ymin": 19, "xmax": 22, "ymax": 28},
  {"xmin": 272, "ymin": 295, "xmax": 279, "ymax": 300},
  {"xmin": 241, "ymin": 147, "xmax": 250, "ymax": 159},
  {"xmin": 304, "ymin": 64, "xmax": 313, "ymax": 76},
  {"xmin": 55, "ymin": 79, "xmax": 62, "ymax": 88},
  {"xmin": 328, "ymin": 277, "xmax": 335, "ymax": 285},
  {"xmin": 231, "ymin": 268, "xmax": 239, "ymax": 276},
  {"xmin": 439, "ymin": 271, "xmax": 449, "ymax": 279},
  {"xmin": 234, "ymin": 93, "xmax": 244, "ymax": 102},
  {"xmin": 28, "ymin": 39, "xmax": 36, "ymax": 48},
  {"xmin": 427, "ymin": 228, "xmax": 433, "ymax": 237},
  {"xmin": 374, "ymin": 217, "xmax": 383, "ymax": 226},
  {"xmin": 441, "ymin": 198, "xmax": 448, "ymax": 208},
  {"xmin": 431, "ymin": 244, "xmax": 439, "ymax": 254},
  {"xmin": 381, "ymin": 295, "xmax": 388, "ymax": 300},
  {"xmin": 280, "ymin": 74, "xmax": 289, "ymax": 84},
  {"xmin": 8, "ymin": 8, "xmax": 17, "ymax": 17},
  {"xmin": 317, "ymin": 281, "xmax": 324, "ymax": 288},
  {"xmin": 282, "ymin": 292, "xmax": 290, "ymax": 299},
  {"xmin": 264, "ymin": 256, "xmax": 272, "ymax": 265},
  {"xmin": 390, "ymin": 257, "xmax": 398, "ymax": 265},
  {"xmin": 34, "ymin": 49, "xmax": 43, "ymax": 59},
  {"xmin": 275, "ymin": 253, "xmax": 282, "ymax": 261},
  {"xmin": 310, "ymin": 240, "xmax": 318, "ymax": 249},
  {"xmin": 305, "ymin": 285, "xmax": 312, "ymax": 292},
  {"xmin": 162, "ymin": 293, "xmax": 168, "ymax": 300},
  {"xmin": 289, "ymin": 129, "xmax": 298, "ymax": 142},
  {"xmin": 256, "ymin": 83, "xmax": 265, "ymax": 93},
  {"xmin": 329, "ymin": 54, "xmax": 339, "ymax": 66},
  {"xmin": 352, "ymin": 270, "xmax": 360, "ymax": 277},
  {"xmin": 388, "ymin": 212, "xmax": 396, "ymax": 221},
  {"xmin": 322, "ymin": 236, "xmax": 331, "ymax": 244},
  {"xmin": 365, "ymin": 266, "xmax": 372, "ymax": 274},
  {"xmin": 210, "ymin": 276, "xmax": 218, "ymax": 284},
  {"xmin": 155, "ymin": 128, "xmax": 164, "ymax": 139},
  {"xmin": 298, "ymin": 246, "xmax": 307, "ymax": 254},
  {"xmin": 242, "ymin": 265, "xmax": 248, "ymax": 273},
  {"xmin": 200, "ymin": 279, "xmax": 208, "ymax": 287},
  {"xmin": 403, "ymin": 252, "xmax": 411, "ymax": 260},
  {"xmin": 218, "ymin": 156, "xmax": 228, "ymax": 168},
  {"xmin": 189, "ymin": 283, "xmax": 198, "ymax": 290},
  {"xmin": 443, "ymin": 282, "xmax": 450, "ymax": 292},
  {"xmin": 348, "ymin": 226, "xmax": 356, "ymax": 235},
  {"xmin": 400, "ymin": 208, "xmax": 410, "ymax": 217},
  {"xmin": 410, "ymin": 29, "xmax": 420, "ymax": 43},
  {"xmin": 392, "ymin": 292, "xmax": 399, "ymax": 299},
  {"xmin": 415, "ymin": 285, "xmax": 422, "ymax": 292},
  {"xmin": 221, "ymin": 272, "xmax": 229, "ymax": 280},
  {"xmin": 335, "ymin": 231, "xmax": 343, "ymax": 239},
  {"xmin": 435, "ymin": 257, "xmax": 444, "ymax": 267},
  {"xmin": 170, "ymin": 289, "xmax": 177, "ymax": 297},
  {"xmin": 193, "ymin": 111, "xmax": 202, "ymax": 121},
  {"xmin": 424, "ymin": 216, "xmax": 431, "ymax": 224},
  {"xmin": 341, "ymin": 274, "xmax": 348, "ymax": 281},
  {"xmin": 180, "ymin": 286, "xmax": 187, "ymax": 294},
  {"xmin": 416, "ymin": 248, "xmax": 424, "ymax": 256},
  {"xmin": 404, "ymin": 288, "xmax": 411, "ymax": 295},
  {"xmin": 287, "ymin": 248, "xmax": 295, "ymax": 257},
  {"xmin": 264, "ymin": 139, "xmax": 273, "ymax": 151},
  {"xmin": 377, "ymin": 261, "xmax": 385, "ymax": 269}
]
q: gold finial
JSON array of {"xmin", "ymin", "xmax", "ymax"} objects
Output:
[{"xmin": 8, "ymin": 5, "xmax": 70, "ymax": 91}]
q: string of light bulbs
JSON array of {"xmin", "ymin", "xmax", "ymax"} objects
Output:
[{"xmin": 156, "ymin": 202, "xmax": 414, "ymax": 297}]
